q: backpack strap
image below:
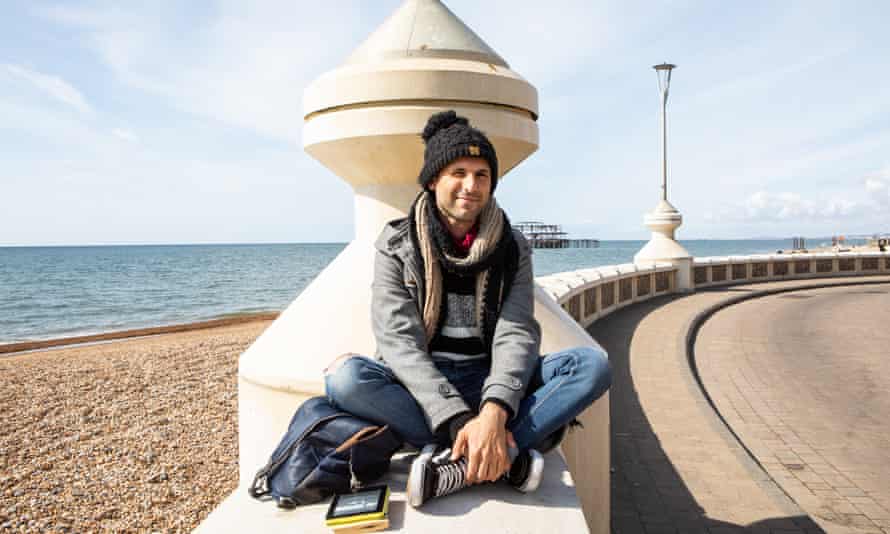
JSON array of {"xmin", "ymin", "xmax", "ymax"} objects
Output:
[
  {"xmin": 334, "ymin": 425, "xmax": 384, "ymax": 454},
  {"xmin": 335, "ymin": 425, "xmax": 390, "ymax": 491}
]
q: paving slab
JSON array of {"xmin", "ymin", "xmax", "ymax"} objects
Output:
[
  {"xmin": 696, "ymin": 283, "xmax": 890, "ymax": 533},
  {"xmin": 589, "ymin": 276, "xmax": 890, "ymax": 534}
]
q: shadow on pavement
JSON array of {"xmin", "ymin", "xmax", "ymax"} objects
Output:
[{"xmin": 589, "ymin": 295, "xmax": 825, "ymax": 534}]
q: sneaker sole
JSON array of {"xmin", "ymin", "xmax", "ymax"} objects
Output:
[
  {"xmin": 516, "ymin": 449, "xmax": 544, "ymax": 493},
  {"xmin": 407, "ymin": 444, "xmax": 437, "ymax": 508}
]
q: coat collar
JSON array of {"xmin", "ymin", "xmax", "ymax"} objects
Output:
[{"xmin": 374, "ymin": 217, "xmax": 410, "ymax": 255}]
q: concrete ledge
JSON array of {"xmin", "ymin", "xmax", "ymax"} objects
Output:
[
  {"xmin": 196, "ymin": 450, "xmax": 589, "ymax": 533},
  {"xmin": 227, "ymin": 285, "xmax": 610, "ymax": 532}
]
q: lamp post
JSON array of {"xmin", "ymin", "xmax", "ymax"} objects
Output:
[
  {"xmin": 634, "ymin": 61, "xmax": 692, "ymax": 290},
  {"xmin": 654, "ymin": 62, "xmax": 676, "ymax": 202}
]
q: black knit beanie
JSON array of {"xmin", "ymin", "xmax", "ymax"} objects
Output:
[{"xmin": 418, "ymin": 110, "xmax": 499, "ymax": 193}]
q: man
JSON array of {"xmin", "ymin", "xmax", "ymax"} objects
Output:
[{"xmin": 325, "ymin": 110, "xmax": 611, "ymax": 508}]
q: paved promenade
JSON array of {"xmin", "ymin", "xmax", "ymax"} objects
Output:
[
  {"xmin": 697, "ymin": 284, "xmax": 890, "ymax": 532},
  {"xmin": 587, "ymin": 276, "xmax": 890, "ymax": 534}
]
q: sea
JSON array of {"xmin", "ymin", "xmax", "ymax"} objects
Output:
[{"xmin": 0, "ymin": 238, "xmax": 860, "ymax": 344}]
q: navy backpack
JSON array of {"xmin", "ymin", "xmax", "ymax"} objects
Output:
[{"xmin": 248, "ymin": 396, "xmax": 402, "ymax": 508}]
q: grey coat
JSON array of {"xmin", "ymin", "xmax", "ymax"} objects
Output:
[{"xmin": 371, "ymin": 217, "xmax": 542, "ymax": 434}]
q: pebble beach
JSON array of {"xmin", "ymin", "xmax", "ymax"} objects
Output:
[{"xmin": 0, "ymin": 318, "xmax": 273, "ymax": 533}]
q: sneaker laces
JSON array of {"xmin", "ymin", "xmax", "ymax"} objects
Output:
[{"xmin": 432, "ymin": 450, "xmax": 469, "ymax": 498}]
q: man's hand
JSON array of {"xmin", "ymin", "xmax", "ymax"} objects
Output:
[{"xmin": 451, "ymin": 403, "xmax": 517, "ymax": 484}]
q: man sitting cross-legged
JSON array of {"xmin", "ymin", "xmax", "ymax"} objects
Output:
[{"xmin": 325, "ymin": 110, "xmax": 611, "ymax": 508}]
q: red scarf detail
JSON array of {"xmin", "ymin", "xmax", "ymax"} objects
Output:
[{"xmin": 453, "ymin": 222, "xmax": 479, "ymax": 256}]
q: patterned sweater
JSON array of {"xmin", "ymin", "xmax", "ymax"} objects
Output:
[{"xmin": 428, "ymin": 270, "xmax": 487, "ymax": 362}]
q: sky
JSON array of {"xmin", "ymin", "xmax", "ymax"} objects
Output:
[{"xmin": 2, "ymin": 0, "xmax": 889, "ymax": 245}]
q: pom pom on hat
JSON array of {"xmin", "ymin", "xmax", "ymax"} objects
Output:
[
  {"xmin": 418, "ymin": 110, "xmax": 499, "ymax": 193},
  {"xmin": 421, "ymin": 110, "xmax": 468, "ymax": 142}
]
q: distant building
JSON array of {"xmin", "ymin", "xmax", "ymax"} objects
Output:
[{"xmin": 513, "ymin": 221, "xmax": 599, "ymax": 249}]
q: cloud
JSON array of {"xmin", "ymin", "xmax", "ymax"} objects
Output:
[
  {"xmin": 714, "ymin": 190, "xmax": 860, "ymax": 222},
  {"xmin": 745, "ymin": 191, "xmax": 814, "ymax": 220},
  {"xmin": 13, "ymin": 0, "xmax": 890, "ymax": 244},
  {"xmin": 112, "ymin": 128, "xmax": 138, "ymax": 142},
  {"xmin": 708, "ymin": 166, "xmax": 890, "ymax": 228},
  {"xmin": 863, "ymin": 166, "xmax": 890, "ymax": 208},
  {"xmin": 451, "ymin": 0, "xmax": 640, "ymax": 86},
  {"xmin": 865, "ymin": 178, "xmax": 886, "ymax": 193},
  {"xmin": 821, "ymin": 197, "xmax": 858, "ymax": 218},
  {"xmin": 0, "ymin": 107, "xmax": 354, "ymax": 245},
  {"xmin": 34, "ymin": 1, "xmax": 664, "ymax": 138},
  {"xmin": 3, "ymin": 63, "xmax": 92, "ymax": 113},
  {"xmin": 36, "ymin": 1, "xmax": 370, "ymax": 142}
]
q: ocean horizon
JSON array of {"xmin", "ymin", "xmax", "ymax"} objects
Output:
[{"xmin": 0, "ymin": 237, "xmax": 866, "ymax": 344}]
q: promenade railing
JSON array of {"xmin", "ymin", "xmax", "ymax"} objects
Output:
[
  {"xmin": 536, "ymin": 251, "xmax": 890, "ymax": 324},
  {"xmin": 537, "ymin": 262, "xmax": 678, "ymax": 327},
  {"xmin": 692, "ymin": 251, "xmax": 890, "ymax": 288}
]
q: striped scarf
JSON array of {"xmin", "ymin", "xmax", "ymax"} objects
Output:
[{"xmin": 410, "ymin": 191, "xmax": 515, "ymax": 345}]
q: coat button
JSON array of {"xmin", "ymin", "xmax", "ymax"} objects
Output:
[
  {"xmin": 438, "ymin": 384, "xmax": 451, "ymax": 395},
  {"xmin": 511, "ymin": 378, "xmax": 522, "ymax": 389}
]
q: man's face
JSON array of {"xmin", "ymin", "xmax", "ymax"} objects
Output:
[{"xmin": 428, "ymin": 156, "xmax": 492, "ymax": 227}]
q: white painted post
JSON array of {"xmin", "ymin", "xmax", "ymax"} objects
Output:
[{"xmin": 634, "ymin": 63, "xmax": 692, "ymax": 290}]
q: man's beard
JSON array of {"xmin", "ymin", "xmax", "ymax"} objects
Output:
[{"xmin": 437, "ymin": 199, "xmax": 485, "ymax": 224}]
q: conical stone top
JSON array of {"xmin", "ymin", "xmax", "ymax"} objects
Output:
[
  {"xmin": 303, "ymin": 0, "xmax": 538, "ymax": 191},
  {"xmin": 347, "ymin": 0, "xmax": 508, "ymax": 67},
  {"xmin": 651, "ymin": 199, "xmax": 681, "ymax": 216},
  {"xmin": 304, "ymin": 0, "xmax": 536, "ymax": 119}
]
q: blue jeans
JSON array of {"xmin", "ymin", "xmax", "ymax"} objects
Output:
[{"xmin": 324, "ymin": 346, "xmax": 611, "ymax": 451}]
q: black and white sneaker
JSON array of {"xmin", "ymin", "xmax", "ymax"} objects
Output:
[
  {"xmin": 407, "ymin": 444, "xmax": 545, "ymax": 508},
  {"xmin": 505, "ymin": 447, "xmax": 544, "ymax": 493},
  {"xmin": 407, "ymin": 444, "xmax": 470, "ymax": 508}
]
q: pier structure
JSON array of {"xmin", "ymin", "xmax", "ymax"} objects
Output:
[
  {"xmin": 200, "ymin": 1, "xmax": 609, "ymax": 532},
  {"xmin": 514, "ymin": 221, "xmax": 599, "ymax": 249}
]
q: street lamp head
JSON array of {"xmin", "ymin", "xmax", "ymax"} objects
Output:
[{"xmin": 653, "ymin": 62, "xmax": 677, "ymax": 94}]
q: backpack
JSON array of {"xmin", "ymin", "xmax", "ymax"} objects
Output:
[{"xmin": 248, "ymin": 396, "xmax": 402, "ymax": 508}]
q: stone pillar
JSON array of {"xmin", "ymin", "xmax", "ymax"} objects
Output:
[
  {"xmin": 634, "ymin": 199, "xmax": 693, "ymax": 291},
  {"xmin": 235, "ymin": 2, "xmax": 610, "ymax": 533}
]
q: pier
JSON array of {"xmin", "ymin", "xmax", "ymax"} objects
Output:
[{"xmin": 514, "ymin": 221, "xmax": 599, "ymax": 249}]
